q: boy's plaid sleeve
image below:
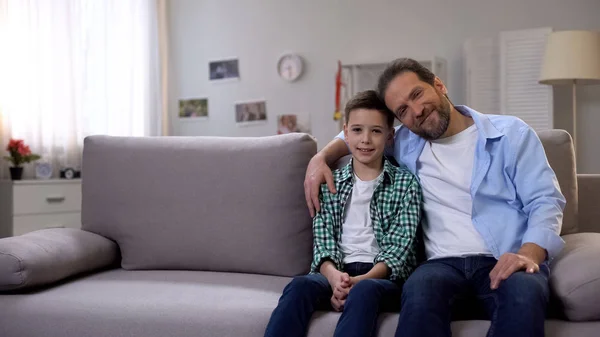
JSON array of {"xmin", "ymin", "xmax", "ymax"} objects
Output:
[
  {"xmin": 311, "ymin": 185, "xmax": 342, "ymax": 273},
  {"xmin": 375, "ymin": 176, "xmax": 422, "ymax": 281}
]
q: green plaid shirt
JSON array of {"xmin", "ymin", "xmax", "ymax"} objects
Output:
[{"xmin": 311, "ymin": 158, "xmax": 422, "ymax": 282}]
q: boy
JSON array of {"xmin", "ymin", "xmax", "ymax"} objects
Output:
[{"xmin": 264, "ymin": 90, "xmax": 422, "ymax": 337}]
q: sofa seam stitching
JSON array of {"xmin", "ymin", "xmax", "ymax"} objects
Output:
[{"xmin": 566, "ymin": 276, "xmax": 600, "ymax": 297}]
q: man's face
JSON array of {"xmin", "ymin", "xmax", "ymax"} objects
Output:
[
  {"xmin": 343, "ymin": 108, "xmax": 393, "ymax": 167},
  {"xmin": 383, "ymin": 71, "xmax": 451, "ymax": 140}
]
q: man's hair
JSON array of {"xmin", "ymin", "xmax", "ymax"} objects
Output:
[
  {"xmin": 377, "ymin": 58, "xmax": 436, "ymax": 100},
  {"xmin": 344, "ymin": 90, "xmax": 394, "ymax": 127}
]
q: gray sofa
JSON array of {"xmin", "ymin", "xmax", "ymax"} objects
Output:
[{"xmin": 1, "ymin": 131, "xmax": 599, "ymax": 337}]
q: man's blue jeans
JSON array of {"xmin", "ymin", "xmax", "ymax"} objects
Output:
[
  {"xmin": 264, "ymin": 262, "xmax": 402, "ymax": 337},
  {"xmin": 395, "ymin": 256, "xmax": 550, "ymax": 337}
]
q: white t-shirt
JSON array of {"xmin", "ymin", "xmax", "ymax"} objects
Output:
[
  {"xmin": 417, "ymin": 123, "xmax": 492, "ymax": 260},
  {"xmin": 340, "ymin": 172, "xmax": 384, "ymax": 264}
]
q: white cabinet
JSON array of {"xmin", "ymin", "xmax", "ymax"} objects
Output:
[{"xmin": 0, "ymin": 179, "xmax": 82, "ymax": 237}]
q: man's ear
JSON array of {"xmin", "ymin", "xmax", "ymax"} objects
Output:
[{"xmin": 433, "ymin": 76, "xmax": 448, "ymax": 95}]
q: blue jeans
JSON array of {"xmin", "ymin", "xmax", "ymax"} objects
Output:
[
  {"xmin": 395, "ymin": 256, "xmax": 550, "ymax": 337},
  {"xmin": 264, "ymin": 262, "xmax": 402, "ymax": 337}
]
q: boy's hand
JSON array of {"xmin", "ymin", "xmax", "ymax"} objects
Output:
[
  {"xmin": 331, "ymin": 294, "xmax": 345, "ymax": 312},
  {"xmin": 330, "ymin": 272, "xmax": 351, "ymax": 301},
  {"xmin": 349, "ymin": 275, "xmax": 364, "ymax": 286},
  {"xmin": 319, "ymin": 261, "xmax": 352, "ymax": 310},
  {"xmin": 331, "ymin": 274, "xmax": 367, "ymax": 311}
]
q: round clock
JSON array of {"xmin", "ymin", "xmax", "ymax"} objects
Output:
[
  {"xmin": 63, "ymin": 168, "xmax": 75, "ymax": 179},
  {"xmin": 35, "ymin": 162, "xmax": 53, "ymax": 179},
  {"xmin": 277, "ymin": 54, "xmax": 304, "ymax": 82}
]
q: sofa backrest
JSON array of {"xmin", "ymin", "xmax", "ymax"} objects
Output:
[
  {"xmin": 537, "ymin": 129, "xmax": 578, "ymax": 235},
  {"xmin": 81, "ymin": 134, "xmax": 316, "ymax": 277}
]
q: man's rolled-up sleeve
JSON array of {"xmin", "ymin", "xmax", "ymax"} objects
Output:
[{"xmin": 512, "ymin": 126, "xmax": 566, "ymax": 260}]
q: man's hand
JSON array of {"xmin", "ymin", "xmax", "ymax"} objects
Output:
[
  {"xmin": 304, "ymin": 153, "xmax": 336, "ymax": 217},
  {"xmin": 489, "ymin": 253, "xmax": 539, "ymax": 290}
]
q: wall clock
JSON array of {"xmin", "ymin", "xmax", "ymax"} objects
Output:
[{"xmin": 277, "ymin": 53, "xmax": 304, "ymax": 82}]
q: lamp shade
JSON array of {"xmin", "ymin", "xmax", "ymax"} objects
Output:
[{"xmin": 539, "ymin": 30, "xmax": 600, "ymax": 85}]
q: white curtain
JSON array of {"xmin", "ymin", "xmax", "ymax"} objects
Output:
[{"xmin": 0, "ymin": 0, "xmax": 162, "ymax": 179}]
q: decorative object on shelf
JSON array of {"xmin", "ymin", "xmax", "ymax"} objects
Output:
[
  {"xmin": 277, "ymin": 53, "xmax": 304, "ymax": 82},
  {"xmin": 539, "ymin": 30, "xmax": 600, "ymax": 156},
  {"xmin": 209, "ymin": 58, "xmax": 240, "ymax": 82},
  {"xmin": 3, "ymin": 138, "xmax": 41, "ymax": 180},
  {"xmin": 235, "ymin": 100, "xmax": 267, "ymax": 126},
  {"xmin": 35, "ymin": 161, "xmax": 53, "ymax": 179},
  {"xmin": 179, "ymin": 98, "xmax": 208, "ymax": 119},
  {"xmin": 60, "ymin": 167, "xmax": 81, "ymax": 180},
  {"xmin": 333, "ymin": 60, "xmax": 344, "ymax": 123}
]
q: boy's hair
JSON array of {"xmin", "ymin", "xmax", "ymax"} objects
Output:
[{"xmin": 344, "ymin": 90, "xmax": 395, "ymax": 127}]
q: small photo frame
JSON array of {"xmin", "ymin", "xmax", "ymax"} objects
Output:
[
  {"xmin": 209, "ymin": 58, "xmax": 240, "ymax": 82},
  {"xmin": 235, "ymin": 100, "xmax": 267, "ymax": 126},
  {"xmin": 179, "ymin": 98, "xmax": 208, "ymax": 119},
  {"xmin": 277, "ymin": 114, "xmax": 311, "ymax": 134}
]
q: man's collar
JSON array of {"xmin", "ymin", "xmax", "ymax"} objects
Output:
[{"xmin": 455, "ymin": 105, "xmax": 504, "ymax": 140}]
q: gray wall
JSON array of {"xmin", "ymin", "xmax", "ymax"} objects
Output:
[{"xmin": 167, "ymin": 0, "xmax": 600, "ymax": 173}]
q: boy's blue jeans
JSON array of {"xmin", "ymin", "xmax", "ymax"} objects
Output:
[
  {"xmin": 395, "ymin": 256, "xmax": 550, "ymax": 337},
  {"xmin": 264, "ymin": 262, "xmax": 402, "ymax": 337}
]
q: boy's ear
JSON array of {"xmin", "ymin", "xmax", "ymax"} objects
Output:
[
  {"xmin": 343, "ymin": 123, "xmax": 349, "ymax": 139},
  {"xmin": 386, "ymin": 127, "xmax": 395, "ymax": 146}
]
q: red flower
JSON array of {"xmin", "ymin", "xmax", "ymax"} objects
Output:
[
  {"xmin": 18, "ymin": 144, "xmax": 31, "ymax": 156},
  {"xmin": 4, "ymin": 138, "xmax": 40, "ymax": 167},
  {"xmin": 6, "ymin": 139, "xmax": 23, "ymax": 152}
]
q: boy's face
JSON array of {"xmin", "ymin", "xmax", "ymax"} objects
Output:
[{"xmin": 344, "ymin": 108, "xmax": 393, "ymax": 167}]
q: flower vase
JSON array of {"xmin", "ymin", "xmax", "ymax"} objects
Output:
[{"xmin": 9, "ymin": 166, "xmax": 23, "ymax": 180}]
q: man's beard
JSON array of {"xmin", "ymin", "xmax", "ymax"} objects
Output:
[{"xmin": 415, "ymin": 93, "xmax": 451, "ymax": 141}]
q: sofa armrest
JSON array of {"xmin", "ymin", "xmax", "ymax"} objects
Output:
[
  {"xmin": 578, "ymin": 174, "xmax": 600, "ymax": 233},
  {"xmin": 550, "ymin": 233, "xmax": 600, "ymax": 321},
  {"xmin": 0, "ymin": 228, "xmax": 119, "ymax": 292}
]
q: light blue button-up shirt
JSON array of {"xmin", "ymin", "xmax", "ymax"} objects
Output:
[{"xmin": 336, "ymin": 105, "xmax": 566, "ymax": 260}]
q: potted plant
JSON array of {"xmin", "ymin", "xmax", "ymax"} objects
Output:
[{"xmin": 4, "ymin": 139, "xmax": 41, "ymax": 180}]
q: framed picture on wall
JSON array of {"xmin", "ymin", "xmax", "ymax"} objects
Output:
[
  {"xmin": 209, "ymin": 58, "xmax": 240, "ymax": 82},
  {"xmin": 235, "ymin": 100, "xmax": 267, "ymax": 126},
  {"xmin": 277, "ymin": 114, "xmax": 311, "ymax": 134},
  {"xmin": 179, "ymin": 98, "xmax": 208, "ymax": 119}
]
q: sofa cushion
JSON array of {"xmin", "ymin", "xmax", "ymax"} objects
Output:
[
  {"xmin": 550, "ymin": 233, "xmax": 600, "ymax": 321},
  {"xmin": 0, "ymin": 269, "xmax": 597, "ymax": 337},
  {"xmin": 81, "ymin": 134, "xmax": 316, "ymax": 277},
  {"xmin": 577, "ymin": 174, "xmax": 600, "ymax": 233},
  {"xmin": 0, "ymin": 228, "xmax": 119, "ymax": 291},
  {"xmin": 537, "ymin": 130, "xmax": 578, "ymax": 235}
]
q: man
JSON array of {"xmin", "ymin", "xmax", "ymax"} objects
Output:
[{"xmin": 304, "ymin": 58, "xmax": 565, "ymax": 337}]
